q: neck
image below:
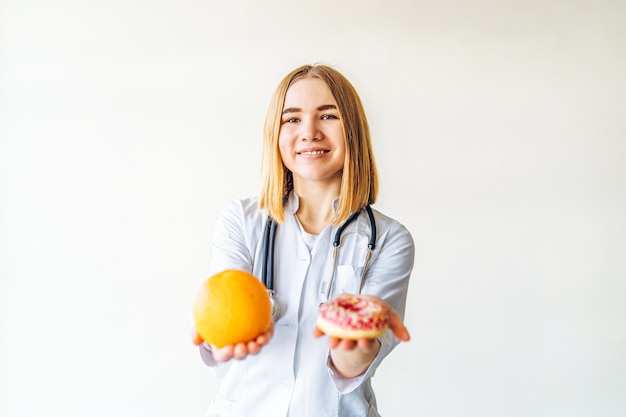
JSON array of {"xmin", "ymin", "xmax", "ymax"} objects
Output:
[{"xmin": 293, "ymin": 181, "xmax": 340, "ymax": 234}]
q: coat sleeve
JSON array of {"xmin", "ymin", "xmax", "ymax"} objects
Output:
[
  {"xmin": 198, "ymin": 199, "xmax": 260, "ymax": 368},
  {"xmin": 326, "ymin": 218, "xmax": 415, "ymax": 393},
  {"xmin": 208, "ymin": 199, "xmax": 259, "ymax": 275}
]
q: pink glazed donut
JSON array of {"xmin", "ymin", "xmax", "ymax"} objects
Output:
[{"xmin": 317, "ymin": 294, "xmax": 388, "ymax": 339}]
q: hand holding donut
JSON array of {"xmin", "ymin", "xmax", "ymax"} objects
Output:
[
  {"xmin": 313, "ymin": 294, "xmax": 410, "ymax": 349},
  {"xmin": 314, "ymin": 294, "xmax": 409, "ymax": 378}
]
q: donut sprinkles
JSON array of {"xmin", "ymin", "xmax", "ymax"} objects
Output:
[{"xmin": 317, "ymin": 294, "xmax": 388, "ymax": 339}]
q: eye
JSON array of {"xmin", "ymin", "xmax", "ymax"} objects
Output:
[
  {"xmin": 321, "ymin": 114, "xmax": 339, "ymax": 120},
  {"xmin": 282, "ymin": 117, "xmax": 300, "ymax": 124}
]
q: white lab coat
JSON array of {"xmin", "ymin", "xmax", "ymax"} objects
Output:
[{"xmin": 199, "ymin": 194, "xmax": 414, "ymax": 417}]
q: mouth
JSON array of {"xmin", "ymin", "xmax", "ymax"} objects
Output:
[{"xmin": 296, "ymin": 148, "xmax": 329, "ymax": 156}]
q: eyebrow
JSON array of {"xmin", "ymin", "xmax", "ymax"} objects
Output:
[{"xmin": 282, "ymin": 104, "xmax": 337, "ymax": 115}]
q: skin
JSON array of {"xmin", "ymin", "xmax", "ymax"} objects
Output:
[
  {"xmin": 192, "ymin": 77, "xmax": 410, "ymax": 377},
  {"xmin": 313, "ymin": 295, "xmax": 410, "ymax": 378},
  {"xmin": 279, "ymin": 77, "xmax": 346, "ymax": 234},
  {"xmin": 192, "ymin": 323, "xmax": 274, "ymax": 362}
]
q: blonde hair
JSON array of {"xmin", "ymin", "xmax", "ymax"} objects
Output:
[{"xmin": 259, "ymin": 64, "xmax": 378, "ymax": 225}]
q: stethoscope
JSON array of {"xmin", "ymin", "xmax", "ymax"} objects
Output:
[{"xmin": 260, "ymin": 205, "xmax": 377, "ymax": 321}]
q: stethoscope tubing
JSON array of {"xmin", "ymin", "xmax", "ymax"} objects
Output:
[
  {"xmin": 261, "ymin": 206, "xmax": 377, "ymax": 311},
  {"xmin": 260, "ymin": 218, "xmax": 280, "ymax": 320},
  {"xmin": 325, "ymin": 206, "xmax": 376, "ymax": 299}
]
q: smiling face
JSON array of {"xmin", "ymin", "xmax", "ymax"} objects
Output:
[{"xmin": 278, "ymin": 77, "xmax": 346, "ymax": 189}]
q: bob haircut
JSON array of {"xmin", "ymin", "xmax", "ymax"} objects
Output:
[{"xmin": 259, "ymin": 64, "xmax": 379, "ymax": 225}]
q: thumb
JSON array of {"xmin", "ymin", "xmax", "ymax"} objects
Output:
[
  {"xmin": 387, "ymin": 309, "xmax": 410, "ymax": 342},
  {"xmin": 191, "ymin": 326, "xmax": 204, "ymax": 346}
]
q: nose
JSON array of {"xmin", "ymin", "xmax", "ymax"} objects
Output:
[{"xmin": 300, "ymin": 117, "xmax": 323, "ymax": 142}]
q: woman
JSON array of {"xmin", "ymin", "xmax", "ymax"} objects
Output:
[{"xmin": 193, "ymin": 64, "xmax": 415, "ymax": 417}]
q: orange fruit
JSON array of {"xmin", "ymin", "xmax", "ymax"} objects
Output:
[{"xmin": 192, "ymin": 269, "xmax": 272, "ymax": 348}]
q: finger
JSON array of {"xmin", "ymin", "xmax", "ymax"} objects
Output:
[
  {"xmin": 247, "ymin": 341, "xmax": 262, "ymax": 355},
  {"xmin": 327, "ymin": 336, "xmax": 341, "ymax": 349},
  {"xmin": 233, "ymin": 343, "xmax": 248, "ymax": 360},
  {"xmin": 357, "ymin": 338, "xmax": 378, "ymax": 351},
  {"xmin": 313, "ymin": 327, "xmax": 325, "ymax": 338},
  {"xmin": 339, "ymin": 338, "xmax": 357, "ymax": 350},
  {"xmin": 255, "ymin": 334, "xmax": 269, "ymax": 346},
  {"xmin": 191, "ymin": 327, "xmax": 203, "ymax": 346},
  {"xmin": 387, "ymin": 309, "xmax": 411, "ymax": 342},
  {"xmin": 358, "ymin": 295, "xmax": 410, "ymax": 342},
  {"xmin": 256, "ymin": 325, "xmax": 274, "ymax": 346},
  {"xmin": 256, "ymin": 331, "xmax": 272, "ymax": 347},
  {"xmin": 213, "ymin": 345, "xmax": 234, "ymax": 362},
  {"xmin": 192, "ymin": 333, "xmax": 204, "ymax": 346}
]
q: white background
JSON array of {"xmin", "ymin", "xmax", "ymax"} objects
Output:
[{"xmin": 1, "ymin": 1, "xmax": 625, "ymax": 416}]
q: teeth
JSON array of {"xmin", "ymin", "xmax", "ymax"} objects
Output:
[{"xmin": 300, "ymin": 150, "xmax": 325, "ymax": 155}]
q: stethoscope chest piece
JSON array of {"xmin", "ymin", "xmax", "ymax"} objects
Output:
[{"xmin": 268, "ymin": 290, "xmax": 281, "ymax": 321}]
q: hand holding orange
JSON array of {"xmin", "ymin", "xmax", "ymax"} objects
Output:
[{"xmin": 193, "ymin": 270, "xmax": 273, "ymax": 348}]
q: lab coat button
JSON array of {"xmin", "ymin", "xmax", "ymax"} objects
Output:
[{"xmin": 281, "ymin": 322, "xmax": 296, "ymax": 330}]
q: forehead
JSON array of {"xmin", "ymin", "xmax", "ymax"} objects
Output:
[{"xmin": 283, "ymin": 77, "xmax": 337, "ymax": 108}]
